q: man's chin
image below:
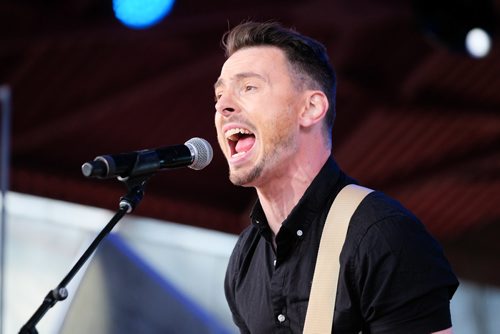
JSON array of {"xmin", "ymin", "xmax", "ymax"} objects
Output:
[
  {"xmin": 229, "ymin": 174, "xmax": 252, "ymax": 187},
  {"xmin": 229, "ymin": 167, "xmax": 261, "ymax": 187}
]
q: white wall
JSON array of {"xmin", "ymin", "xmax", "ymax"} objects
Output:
[{"xmin": 3, "ymin": 192, "xmax": 238, "ymax": 334}]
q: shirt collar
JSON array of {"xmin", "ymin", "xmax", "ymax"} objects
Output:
[{"xmin": 250, "ymin": 156, "xmax": 342, "ymax": 243}]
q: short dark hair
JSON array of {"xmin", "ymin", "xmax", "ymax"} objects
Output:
[{"xmin": 222, "ymin": 21, "xmax": 337, "ymax": 140}]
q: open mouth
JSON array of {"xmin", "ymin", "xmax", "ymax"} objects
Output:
[{"xmin": 225, "ymin": 127, "xmax": 256, "ymax": 159}]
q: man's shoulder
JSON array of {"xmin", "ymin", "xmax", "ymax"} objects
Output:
[
  {"xmin": 351, "ymin": 191, "xmax": 421, "ymax": 230},
  {"xmin": 350, "ymin": 189, "xmax": 419, "ymax": 227},
  {"xmin": 343, "ymin": 189, "xmax": 429, "ymax": 252}
]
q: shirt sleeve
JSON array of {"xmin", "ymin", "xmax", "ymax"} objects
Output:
[{"xmin": 353, "ymin": 214, "xmax": 459, "ymax": 334}]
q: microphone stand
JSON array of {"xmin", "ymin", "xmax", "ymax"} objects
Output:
[{"xmin": 19, "ymin": 174, "xmax": 152, "ymax": 334}]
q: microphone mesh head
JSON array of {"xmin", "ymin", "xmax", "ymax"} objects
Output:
[{"xmin": 184, "ymin": 137, "xmax": 213, "ymax": 170}]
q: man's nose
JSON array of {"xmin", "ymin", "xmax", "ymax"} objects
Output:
[{"xmin": 215, "ymin": 92, "xmax": 238, "ymax": 116}]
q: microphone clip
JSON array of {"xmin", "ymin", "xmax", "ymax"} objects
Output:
[{"xmin": 118, "ymin": 173, "xmax": 153, "ymax": 213}]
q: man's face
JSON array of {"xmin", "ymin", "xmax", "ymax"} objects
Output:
[{"xmin": 214, "ymin": 46, "xmax": 305, "ymax": 187}]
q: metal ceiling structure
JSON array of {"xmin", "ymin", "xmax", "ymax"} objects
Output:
[{"xmin": 2, "ymin": 0, "xmax": 500, "ymax": 285}]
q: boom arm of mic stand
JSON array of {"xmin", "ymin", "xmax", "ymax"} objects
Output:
[{"xmin": 18, "ymin": 174, "xmax": 152, "ymax": 334}]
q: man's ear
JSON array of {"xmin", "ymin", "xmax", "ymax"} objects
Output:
[{"xmin": 299, "ymin": 91, "xmax": 329, "ymax": 128}]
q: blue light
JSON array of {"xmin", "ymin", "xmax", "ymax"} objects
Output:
[{"xmin": 113, "ymin": 0, "xmax": 175, "ymax": 29}]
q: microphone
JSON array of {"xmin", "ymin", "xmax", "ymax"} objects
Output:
[{"xmin": 81, "ymin": 137, "xmax": 213, "ymax": 179}]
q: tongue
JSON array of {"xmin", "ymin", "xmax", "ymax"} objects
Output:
[{"xmin": 235, "ymin": 136, "xmax": 255, "ymax": 153}]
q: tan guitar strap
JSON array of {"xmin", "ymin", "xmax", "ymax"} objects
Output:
[{"xmin": 303, "ymin": 184, "xmax": 373, "ymax": 334}]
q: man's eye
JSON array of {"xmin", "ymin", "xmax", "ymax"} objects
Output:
[
  {"xmin": 245, "ymin": 85, "xmax": 256, "ymax": 91},
  {"xmin": 214, "ymin": 93, "xmax": 222, "ymax": 102}
]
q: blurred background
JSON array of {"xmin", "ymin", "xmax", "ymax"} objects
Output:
[{"xmin": 1, "ymin": 0, "xmax": 500, "ymax": 333}]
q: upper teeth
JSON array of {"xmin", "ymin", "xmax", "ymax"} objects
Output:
[{"xmin": 225, "ymin": 128, "xmax": 252, "ymax": 141}]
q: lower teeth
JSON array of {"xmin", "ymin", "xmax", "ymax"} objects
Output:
[{"xmin": 232, "ymin": 151, "xmax": 246, "ymax": 158}]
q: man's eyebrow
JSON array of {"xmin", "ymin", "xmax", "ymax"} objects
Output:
[
  {"xmin": 235, "ymin": 72, "xmax": 268, "ymax": 82},
  {"xmin": 214, "ymin": 72, "xmax": 268, "ymax": 90}
]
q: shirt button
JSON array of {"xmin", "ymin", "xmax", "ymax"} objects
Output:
[
  {"xmin": 255, "ymin": 220, "xmax": 260, "ymax": 224},
  {"xmin": 277, "ymin": 314, "xmax": 286, "ymax": 323},
  {"xmin": 273, "ymin": 260, "xmax": 277, "ymax": 266},
  {"xmin": 296, "ymin": 229, "xmax": 303, "ymax": 237}
]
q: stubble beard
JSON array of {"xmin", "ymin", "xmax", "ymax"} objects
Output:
[
  {"xmin": 229, "ymin": 159, "xmax": 264, "ymax": 187},
  {"xmin": 229, "ymin": 124, "xmax": 296, "ymax": 187}
]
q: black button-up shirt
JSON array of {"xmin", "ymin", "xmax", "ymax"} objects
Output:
[{"xmin": 224, "ymin": 157, "xmax": 458, "ymax": 333}]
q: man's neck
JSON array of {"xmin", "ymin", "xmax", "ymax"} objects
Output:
[{"xmin": 256, "ymin": 152, "xmax": 329, "ymax": 236}]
